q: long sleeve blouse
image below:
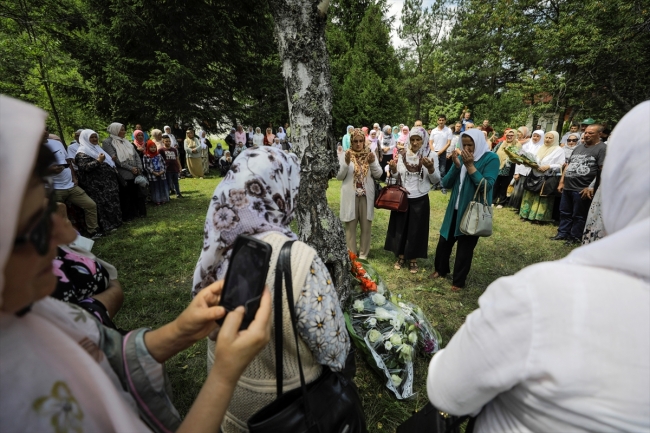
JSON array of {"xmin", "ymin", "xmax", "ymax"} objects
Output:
[
  {"xmin": 427, "ymin": 261, "xmax": 650, "ymax": 432},
  {"xmin": 439, "ymin": 152, "xmax": 500, "ymax": 239},
  {"xmin": 393, "ymin": 151, "xmax": 441, "ymax": 199},
  {"xmin": 336, "ymin": 155, "xmax": 383, "ymax": 222},
  {"xmin": 143, "ymin": 154, "xmax": 167, "ymax": 181}
]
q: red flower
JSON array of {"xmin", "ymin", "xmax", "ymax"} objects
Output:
[{"xmin": 349, "ymin": 251, "xmax": 358, "ymax": 261}]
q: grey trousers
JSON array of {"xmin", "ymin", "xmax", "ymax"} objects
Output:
[{"xmin": 344, "ymin": 195, "xmax": 372, "ymax": 259}]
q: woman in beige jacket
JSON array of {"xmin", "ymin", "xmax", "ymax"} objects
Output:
[{"xmin": 337, "ymin": 128, "xmax": 383, "ymax": 260}]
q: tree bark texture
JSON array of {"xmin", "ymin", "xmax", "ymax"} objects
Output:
[{"xmin": 268, "ymin": 0, "xmax": 353, "ymax": 304}]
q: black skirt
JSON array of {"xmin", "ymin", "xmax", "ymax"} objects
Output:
[{"xmin": 384, "ymin": 193, "xmax": 430, "ymax": 260}]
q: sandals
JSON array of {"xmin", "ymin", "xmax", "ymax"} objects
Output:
[
  {"xmin": 409, "ymin": 261, "xmax": 418, "ymax": 274},
  {"xmin": 429, "ymin": 271, "xmax": 442, "ymax": 279},
  {"xmin": 451, "ymin": 285, "xmax": 462, "ymax": 292},
  {"xmin": 394, "ymin": 258, "xmax": 405, "ymax": 270}
]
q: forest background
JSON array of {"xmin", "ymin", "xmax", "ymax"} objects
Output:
[{"xmin": 2, "ymin": 0, "xmax": 649, "ymax": 145}]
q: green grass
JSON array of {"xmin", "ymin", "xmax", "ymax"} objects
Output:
[{"xmin": 94, "ymin": 174, "xmax": 574, "ymax": 432}]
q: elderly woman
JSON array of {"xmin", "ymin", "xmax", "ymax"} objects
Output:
[
  {"xmin": 103, "ymin": 123, "xmax": 146, "ymax": 221},
  {"xmin": 151, "ymin": 128, "xmax": 164, "ymax": 150},
  {"xmin": 0, "ymin": 95, "xmax": 273, "ymax": 433},
  {"xmin": 342, "ymin": 125, "xmax": 354, "ymax": 151},
  {"xmin": 185, "ymin": 129, "xmax": 204, "ymax": 179},
  {"xmin": 519, "ymin": 131, "xmax": 565, "ymax": 222},
  {"xmin": 252, "ymin": 127, "xmax": 264, "ymax": 147},
  {"xmin": 337, "ymin": 128, "xmax": 383, "ymax": 260},
  {"xmin": 492, "ymin": 129, "xmax": 525, "ymax": 208},
  {"xmin": 563, "ymin": 132, "xmax": 580, "ymax": 162},
  {"xmin": 430, "ymin": 129, "xmax": 499, "ymax": 291},
  {"xmin": 426, "ymin": 101, "xmax": 650, "ymax": 433},
  {"xmin": 385, "ymin": 127, "xmax": 440, "ymax": 274},
  {"xmin": 193, "ymin": 146, "xmax": 351, "ymax": 433},
  {"xmin": 75, "ymin": 129, "xmax": 122, "ymax": 232},
  {"xmin": 199, "ymin": 131, "xmax": 210, "ymax": 174}
]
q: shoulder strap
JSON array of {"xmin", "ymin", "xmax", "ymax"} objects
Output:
[{"xmin": 273, "ymin": 240, "xmax": 311, "ymax": 412}]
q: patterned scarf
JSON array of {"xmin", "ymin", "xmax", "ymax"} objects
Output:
[
  {"xmin": 192, "ymin": 146, "xmax": 300, "ymax": 297},
  {"xmin": 349, "ymin": 128, "xmax": 370, "ymax": 196}
]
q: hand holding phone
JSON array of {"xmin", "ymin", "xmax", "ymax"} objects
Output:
[{"xmin": 217, "ymin": 235, "xmax": 272, "ymax": 330}]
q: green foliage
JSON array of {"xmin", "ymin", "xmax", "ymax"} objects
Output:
[{"xmin": 328, "ymin": 0, "xmax": 407, "ymax": 136}]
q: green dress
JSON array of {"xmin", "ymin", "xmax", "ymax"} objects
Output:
[
  {"xmin": 440, "ymin": 152, "xmax": 500, "ymax": 240},
  {"xmin": 519, "ymin": 190, "xmax": 556, "ymax": 222}
]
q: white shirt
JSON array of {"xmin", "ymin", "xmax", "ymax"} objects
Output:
[
  {"xmin": 427, "ymin": 261, "xmax": 650, "ymax": 433},
  {"xmin": 430, "ymin": 126, "xmax": 453, "ymax": 152},
  {"xmin": 67, "ymin": 142, "xmax": 80, "ymax": 170},
  {"xmin": 45, "ymin": 139, "xmax": 74, "ymax": 190}
]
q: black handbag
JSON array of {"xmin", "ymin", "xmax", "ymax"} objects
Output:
[
  {"xmin": 540, "ymin": 173, "xmax": 561, "ymax": 197},
  {"xmin": 523, "ymin": 173, "xmax": 544, "ymax": 192},
  {"xmin": 247, "ymin": 241, "xmax": 367, "ymax": 433},
  {"xmin": 396, "ymin": 403, "xmax": 476, "ymax": 433}
]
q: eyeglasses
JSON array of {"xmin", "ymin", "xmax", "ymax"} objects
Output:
[
  {"xmin": 567, "ymin": 138, "xmax": 578, "ymax": 142},
  {"xmin": 13, "ymin": 178, "xmax": 57, "ymax": 256}
]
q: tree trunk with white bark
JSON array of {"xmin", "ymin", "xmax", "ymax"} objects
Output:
[{"xmin": 268, "ymin": 0, "xmax": 352, "ymax": 303}]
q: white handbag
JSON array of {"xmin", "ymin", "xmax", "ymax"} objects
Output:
[{"xmin": 459, "ymin": 178, "xmax": 493, "ymax": 237}]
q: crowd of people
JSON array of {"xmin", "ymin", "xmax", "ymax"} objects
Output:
[
  {"xmin": 42, "ymin": 121, "xmax": 293, "ymax": 240},
  {"xmin": 1, "ymin": 91, "xmax": 647, "ymax": 433},
  {"xmin": 337, "ymin": 113, "xmax": 610, "ymax": 290}
]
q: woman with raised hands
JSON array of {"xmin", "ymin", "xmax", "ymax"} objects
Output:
[
  {"xmin": 0, "ymin": 95, "xmax": 273, "ymax": 433},
  {"xmin": 337, "ymin": 128, "xmax": 383, "ymax": 260},
  {"xmin": 384, "ymin": 126, "xmax": 440, "ymax": 274},
  {"xmin": 430, "ymin": 129, "xmax": 499, "ymax": 291}
]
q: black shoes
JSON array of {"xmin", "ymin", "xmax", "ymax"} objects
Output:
[{"xmin": 549, "ymin": 234, "xmax": 567, "ymax": 241}]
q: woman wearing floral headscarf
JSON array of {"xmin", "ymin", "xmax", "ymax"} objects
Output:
[
  {"xmin": 385, "ymin": 127, "xmax": 440, "ymax": 274},
  {"xmin": 193, "ymin": 146, "xmax": 351, "ymax": 433},
  {"xmin": 75, "ymin": 129, "xmax": 122, "ymax": 232},
  {"xmin": 430, "ymin": 129, "xmax": 499, "ymax": 291},
  {"xmin": 103, "ymin": 123, "xmax": 146, "ymax": 220},
  {"xmin": 337, "ymin": 128, "xmax": 383, "ymax": 260}
]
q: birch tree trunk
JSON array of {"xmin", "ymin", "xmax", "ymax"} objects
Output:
[{"xmin": 268, "ymin": 0, "xmax": 352, "ymax": 303}]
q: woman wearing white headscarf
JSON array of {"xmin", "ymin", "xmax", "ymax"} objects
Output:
[
  {"xmin": 102, "ymin": 122, "xmax": 146, "ymax": 221},
  {"xmin": 385, "ymin": 126, "xmax": 440, "ymax": 274},
  {"xmin": 252, "ymin": 127, "xmax": 264, "ymax": 147},
  {"xmin": 430, "ymin": 129, "xmax": 499, "ymax": 291},
  {"xmin": 426, "ymin": 101, "xmax": 650, "ymax": 432},
  {"xmin": 0, "ymin": 95, "xmax": 273, "ymax": 433},
  {"xmin": 379, "ymin": 125, "xmax": 396, "ymax": 181},
  {"xmin": 519, "ymin": 131, "xmax": 565, "ymax": 222},
  {"xmin": 75, "ymin": 129, "xmax": 123, "ymax": 232}
]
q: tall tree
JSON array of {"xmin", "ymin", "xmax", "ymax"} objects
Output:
[{"xmin": 268, "ymin": 0, "xmax": 352, "ymax": 302}]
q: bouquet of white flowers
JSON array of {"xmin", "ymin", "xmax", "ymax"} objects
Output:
[{"xmin": 344, "ymin": 254, "xmax": 442, "ymax": 399}]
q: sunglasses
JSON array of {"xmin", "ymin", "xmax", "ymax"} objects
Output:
[
  {"xmin": 567, "ymin": 138, "xmax": 578, "ymax": 142},
  {"xmin": 13, "ymin": 178, "xmax": 57, "ymax": 256}
]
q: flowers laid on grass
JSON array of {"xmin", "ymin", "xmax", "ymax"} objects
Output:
[{"xmin": 344, "ymin": 251, "xmax": 442, "ymax": 399}]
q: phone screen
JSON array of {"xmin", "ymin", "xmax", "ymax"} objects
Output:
[{"xmin": 219, "ymin": 236, "xmax": 271, "ymax": 329}]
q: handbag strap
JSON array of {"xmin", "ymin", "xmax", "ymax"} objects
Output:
[
  {"xmin": 272, "ymin": 241, "xmax": 312, "ymax": 419},
  {"xmin": 471, "ymin": 178, "xmax": 487, "ymax": 204}
]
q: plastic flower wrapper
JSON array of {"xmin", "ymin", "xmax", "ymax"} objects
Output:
[
  {"xmin": 398, "ymin": 301, "xmax": 443, "ymax": 355},
  {"xmin": 345, "ymin": 292, "xmax": 416, "ymax": 399}
]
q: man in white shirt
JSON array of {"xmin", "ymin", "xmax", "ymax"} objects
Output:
[
  {"xmin": 429, "ymin": 114, "xmax": 453, "ymax": 193},
  {"xmin": 43, "ymin": 132, "xmax": 100, "ymax": 238},
  {"xmin": 560, "ymin": 124, "xmax": 581, "ymax": 145},
  {"xmin": 66, "ymin": 129, "xmax": 82, "ymax": 171}
]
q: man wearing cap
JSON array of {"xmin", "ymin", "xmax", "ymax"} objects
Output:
[
  {"xmin": 580, "ymin": 118, "xmax": 596, "ymax": 134},
  {"xmin": 552, "ymin": 124, "xmax": 607, "ymax": 245}
]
